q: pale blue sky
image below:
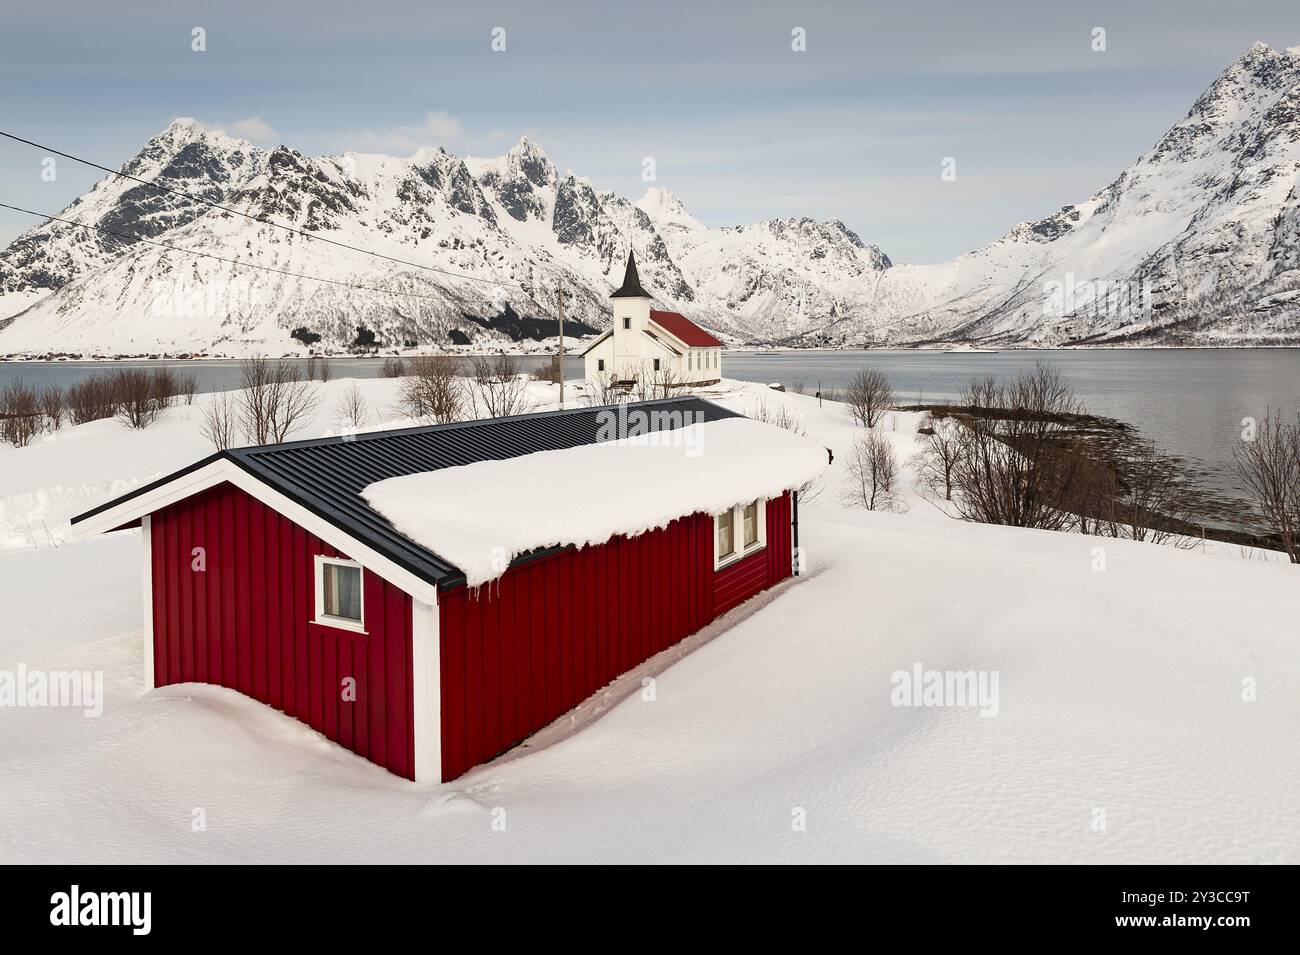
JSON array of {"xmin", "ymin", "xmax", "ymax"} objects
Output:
[{"xmin": 1, "ymin": 0, "xmax": 1297, "ymax": 262}]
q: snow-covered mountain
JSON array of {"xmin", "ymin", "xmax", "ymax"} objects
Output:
[
  {"xmin": 0, "ymin": 120, "xmax": 888, "ymax": 354},
  {"xmin": 3, "ymin": 42, "xmax": 1300, "ymax": 354},
  {"xmin": 837, "ymin": 41, "xmax": 1300, "ymax": 347}
]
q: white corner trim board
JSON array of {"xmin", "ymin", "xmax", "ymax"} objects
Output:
[
  {"xmin": 410, "ymin": 596, "xmax": 442, "ymax": 784},
  {"xmin": 141, "ymin": 514, "xmax": 155, "ymax": 692},
  {"xmin": 71, "ymin": 457, "xmax": 439, "ymax": 606}
]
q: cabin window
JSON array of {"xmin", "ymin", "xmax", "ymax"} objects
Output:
[
  {"xmin": 716, "ymin": 508, "xmax": 735, "ymax": 562},
  {"xmin": 315, "ymin": 556, "xmax": 365, "ymax": 632},
  {"xmin": 623, "ymin": 317, "xmax": 631, "ymax": 330},
  {"xmin": 654, "ymin": 358, "xmax": 661, "ymax": 371},
  {"xmin": 714, "ymin": 498, "xmax": 766, "ymax": 569},
  {"xmin": 597, "ymin": 359, "xmax": 605, "ymax": 372},
  {"xmin": 743, "ymin": 501, "xmax": 759, "ymax": 547}
]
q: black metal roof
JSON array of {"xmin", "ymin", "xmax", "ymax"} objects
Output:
[
  {"xmin": 72, "ymin": 396, "xmax": 742, "ymax": 590},
  {"xmin": 609, "ymin": 250, "xmax": 650, "ymax": 298}
]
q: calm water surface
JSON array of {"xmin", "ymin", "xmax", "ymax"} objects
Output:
[{"xmin": 4, "ymin": 349, "xmax": 1297, "ymax": 513}]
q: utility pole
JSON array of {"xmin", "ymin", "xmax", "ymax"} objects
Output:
[{"xmin": 556, "ymin": 283, "xmax": 566, "ymax": 409}]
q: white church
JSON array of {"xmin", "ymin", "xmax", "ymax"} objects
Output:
[{"xmin": 582, "ymin": 251, "xmax": 723, "ymax": 386}]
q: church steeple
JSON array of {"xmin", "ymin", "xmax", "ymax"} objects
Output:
[{"xmin": 610, "ymin": 250, "xmax": 650, "ymax": 298}]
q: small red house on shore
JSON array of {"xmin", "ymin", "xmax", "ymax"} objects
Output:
[{"xmin": 72, "ymin": 396, "xmax": 826, "ymax": 782}]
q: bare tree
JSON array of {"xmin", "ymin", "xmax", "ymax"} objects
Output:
[
  {"xmin": 149, "ymin": 367, "xmax": 180, "ymax": 409},
  {"xmin": 201, "ymin": 390, "xmax": 241, "ymax": 451},
  {"xmin": 113, "ymin": 370, "xmax": 163, "ymax": 429},
  {"xmin": 912, "ymin": 414, "xmax": 964, "ymax": 500},
  {"xmin": 465, "ymin": 354, "xmax": 534, "ymax": 418},
  {"xmin": 583, "ymin": 370, "xmax": 624, "ymax": 407},
  {"xmin": 843, "ymin": 429, "xmax": 900, "ymax": 511},
  {"xmin": 175, "ymin": 371, "xmax": 199, "ymax": 406},
  {"xmin": 317, "ymin": 357, "xmax": 332, "ymax": 383},
  {"xmin": 631, "ymin": 360, "xmax": 684, "ymax": 401},
  {"xmin": 238, "ymin": 357, "xmax": 321, "ymax": 445},
  {"xmin": 335, "ymin": 382, "xmax": 370, "ymax": 431},
  {"xmin": 398, "ymin": 355, "xmax": 464, "ymax": 423},
  {"xmin": 39, "ymin": 384, "xmax": 66, "ymax": 431},
  {"xmin": 1233, "ymin": 410, "xmax": 1300, "ymax": 563},
  {"xmin": 380, "ymin": 356, "xmax": 407, "ymax": 378},
  {"xmin": 949, "ymin": 364, "xmax": 1086, "ymax": 530},
  {"xmin": 1110, "ymin": 441, "xmax": 1196, "ymax": 545},
  {"xmin": 844, "ymin": 367, "xmax": 894, "ymax": 428},
  {"xmin": 67, "ymin": 375, "xmax": 119, "ymax": 424},
  {"xmin": 0, "ymin": 379, "xmax": 42, "ymax": 447}
]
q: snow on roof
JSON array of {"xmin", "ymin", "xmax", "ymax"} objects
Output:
[
  {"xmin": 650, "ymin": 310, "xmax": 723, "ymax": 348},
  {"xmin": 361, "ymin": 417, "xmax": 827, "ymax": 588}
]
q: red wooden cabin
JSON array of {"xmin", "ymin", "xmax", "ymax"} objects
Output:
[{"xmin": 72, "ymin": 397, "xmax": 819, "ymax": 782}]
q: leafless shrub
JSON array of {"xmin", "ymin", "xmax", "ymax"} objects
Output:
[
  {"xmin": 335, "ymin": 382, "xmax": 370, "ymax": 431},
  {"xmin": 316, "ymin": 358, "xmax": 332, "ymax": 383},
  {"xmin": 201, "ymin": 390, "xmax": 241, "ymax": 451},
  {"xmin": 0, "ymin": 379, "xmax": 42, "ymax": 447},
  {"xmin": 398, "ymin": 355, "xmax": 465, "ymax": 423},
  {"xmin": 67, "ymin": 375, "xmax": 119, "ymax": 425},
  {"xmin": 845, "ymin": 367, "xmax": 894, "ymax": 428},
  {"xmin": 238, "ymin": 357, "xmax": 321, "ymax": 445},
  {"xmin": 843, "ymin": 429, "xmax": 900, "ymax": 511},
  {"xmin": 380, "ymin": 356, "xmax": 407, "ymax": 378},
  {"xmin": 149, "ymin": 367, "xmax": 181, "ymax": 409},
  {"xmin": 583, "ymin": 370, "xmax": 625, "ymax": 407},
  {"xmin": 912, "ymin": 414, "xmax": 964, "ymax": 501},
  {"xmin": 465, "ymin": 354, "xmax": 534, "ymax": 418},
  {"xmin": 175, "ymin": 371, "xmax": 199, "ymax": 405},
  {"xmin": 632, "ymin": 360, "xmax": 683, "ymax": 401},
  {"xmin": 748, "ymin": 398, "xmax": 806, "ymax": 435},
  {"xmin": 39, "ymin": 384, "xmax": 66, "ymax": 431},
  {"xmin": 1100, "ymin": 441, "xmax": 1196, "ymax": 546},
  {"xmin": 113, "ymin": 370, "xmax": 163, "ymax": 429},
  {"xmin": 949, "ymin": 364, "xmax": 1086, "ymax": 530},
  {"xmin": 1233, "ymin": 409, "xmax": 1300, "ymax": 563}
]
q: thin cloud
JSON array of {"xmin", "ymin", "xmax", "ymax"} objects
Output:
[
  {"xmin": 350, "ymin": 111, "xmax": 465, "ymax": 154},
  {"xmin": 193, "ymin": 116, "xmax": 279, "ymax": 143}
]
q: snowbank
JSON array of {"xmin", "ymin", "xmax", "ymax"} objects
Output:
[
  {"xmin": 361, "ymin": 417, "xmax": 829, "ymax": 587},
  {"xmin": 2, "ymin": 377, "xmax": 1297, "ymax": 863}
]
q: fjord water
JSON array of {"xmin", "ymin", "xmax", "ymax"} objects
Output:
[{"xmin": 3, "ymin": 349, "xmax": 1297, "ymax": 513}]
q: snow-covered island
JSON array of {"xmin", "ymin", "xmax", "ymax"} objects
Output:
[{"xmin": 1, "ymin": 373, "xmax": 1295, "ymax": 864}]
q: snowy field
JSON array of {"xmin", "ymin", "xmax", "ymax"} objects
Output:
[{"xmin": 1, "ymin": 376, "xmax": 1297, "ymax": 863}]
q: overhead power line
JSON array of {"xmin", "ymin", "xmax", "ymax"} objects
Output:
[
  {"xmin": 0, "ymin": 127, "xmax": 540, "ymax": 290},
  {"xmin": 0, "ymin": 200, "xmax": 515, "ymax": 304}
]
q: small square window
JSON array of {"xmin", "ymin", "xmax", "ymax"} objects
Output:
[
  {"xmin": 598, "ymin": 359, "xmax": 605, "ymax": 372},
  {"xmin": 654, "ymin": 358, "xmax": 661, "ymax": 371},
  {"xmin": 315, "ymin": 557, "xmax": 364, "ymax": 631},
  {"xmin": 623, "ymin": 317, "xmax": 631, "ymax": 330}
]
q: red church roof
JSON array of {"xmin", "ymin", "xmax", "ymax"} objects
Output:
[{"xmin": 650, "ymin": 310, "xmax": 723, "ymax": 348}]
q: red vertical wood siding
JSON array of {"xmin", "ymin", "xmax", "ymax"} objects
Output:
[
  {"xmin": 438, "ymin": 490, "xmax": 794, "ymax": 781},
  {"xmin": 148, "ymin": 482, "xmax": 416, "ymax": 779}
]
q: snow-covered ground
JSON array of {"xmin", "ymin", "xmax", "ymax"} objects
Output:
[{"xmin": 1, "ymin": 376, "xmax": 1296, "ymax": 863}]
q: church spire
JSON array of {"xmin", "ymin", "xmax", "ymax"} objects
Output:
[{"xmin": 610, "ymin": 250, "xmax": 650, "ymax": 298}]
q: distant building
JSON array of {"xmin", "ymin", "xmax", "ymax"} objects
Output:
[{"xmin": 582, "ymin": 251, "xmax": 723, "ymax": 386}]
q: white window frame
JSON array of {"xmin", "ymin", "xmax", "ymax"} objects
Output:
[
  {"xmin": 314, "ymin": 555, "xmax": 367, "ymax": 634},
  {"xmin": 713, "ymin": 498, "xmax": 767, "ymax": 571}
]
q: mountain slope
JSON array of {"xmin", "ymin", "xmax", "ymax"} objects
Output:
[
  {"xmin": 840, "ymin": 42, "xmax": 1300, "ymax": 347},
  {"xmin": 3, "ymin": 42, "xmax": 1300, "ymax": 353}
]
